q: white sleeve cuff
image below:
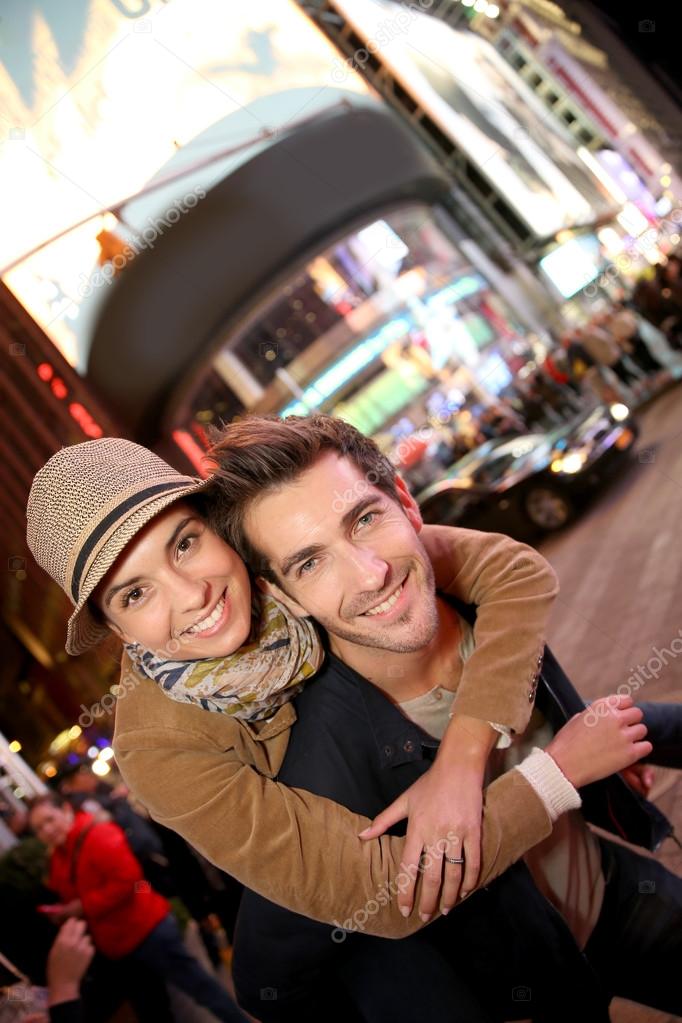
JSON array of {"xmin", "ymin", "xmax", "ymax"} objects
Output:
[
  {"xmin": 514, "ymin": 747, "xmax": 582, "ymax": 822},
  {"xmin": 488, "ymin": 721, "xmax": 513, "ymax": 749}
]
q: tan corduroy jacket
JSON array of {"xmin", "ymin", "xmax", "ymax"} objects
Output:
[{"xmin": 113, "ymin": 525, "xmax": 559, "ymax": 939}]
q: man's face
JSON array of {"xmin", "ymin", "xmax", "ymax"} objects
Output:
[{"xmin": 244, "ymin": 452, "xmax": 438, "ymax": 653}]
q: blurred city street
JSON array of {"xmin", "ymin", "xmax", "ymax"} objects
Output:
[{"xmin": 541, "ymin": 381, "xmax": 682, "ymax": 1023}]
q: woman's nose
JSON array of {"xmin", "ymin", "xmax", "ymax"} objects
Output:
[{"xmin": 176, "ymin": 574, "xmax": 208, "ymax": 614}]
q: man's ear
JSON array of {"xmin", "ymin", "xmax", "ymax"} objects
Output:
[
  {"xmin": 393, "ymin": 474, "xmax": 423, "ymax": 532},
  {"xmin": 255, "ymin": 576, "xmax": 309, "ymax": 618}
]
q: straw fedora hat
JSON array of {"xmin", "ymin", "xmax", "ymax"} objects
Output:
[{"xmin": 26, "ymin": 439, "xmax": 209, "ymax": 655}]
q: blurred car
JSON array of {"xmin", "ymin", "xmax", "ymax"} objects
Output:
[{"xmin": 416, "ymin": 403, "xmax": 638, "ymax": 538}]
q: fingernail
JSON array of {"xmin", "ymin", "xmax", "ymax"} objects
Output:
[
  {"xmin": 358, "ymin": 828, "xmax": 370, "ymax": 837},
  {"xmin": 420, "ymin": 912, "xmax": 431, "ymax": 923},
  {"xmin": 461, "ymin": 890, "xmax": 469, "ymax": 899},
  {"xmin": 441, "ymin": 907, "xmax": 450, "ymax": 916},
  {"xmin": 400, "ymin": 906, "xmax": 410, "ymax": 917}
]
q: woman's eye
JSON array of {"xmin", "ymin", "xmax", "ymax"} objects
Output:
[
  {"xmin": 123, "ymin": 587, "xmax": 143, "ymax": 608},
  {"xmin": 176, "ymin": 533, "xmax": 197, "ymax": 556}
]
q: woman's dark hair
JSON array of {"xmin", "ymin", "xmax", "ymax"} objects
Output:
[{"xmin": 26, "ymin": 791, "xmax": 69, "ymax": 817}]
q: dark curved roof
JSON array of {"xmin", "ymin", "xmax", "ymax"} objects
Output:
[{"xmin": 87, "ymin": 100, "xmax": 450, "ymax": 443}]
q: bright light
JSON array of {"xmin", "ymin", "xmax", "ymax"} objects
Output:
[
  {"xmin": 98, "ymin": 746, "xmax": 115, "ymax": 762},
  {"xmin": 660, "ymin": 175, "xmax": 672, "ymax": 188},
  {"xmin": 87, "ymin": 746, "xmax": 99, "ymax": 759},
  {"xmin": 69, "ymin": 725, "xmax": 82, "ymax": 740},
  {"xmin": 462, "ymin": 0, "xmax": 475, "ymax": 6},
  {"xmin": 551, "ymin": 452, "xmax": 585, "ymax": 474},
  {"xmin": 44, "ymin": 764, "xmax": 57, "ymax": 779},
  {"xmin": 671, "ymin": 234, "xmax": 680, "ymax": 245},
  {"xmin": 8, "ymin": 740, "xmax": 22, "ymax": 753},
  {"xmin": 92, "ymin": 759, "xmax": 111, "ymax": 777},
  {"xmin": 609, "ymin": 402, "xmax": 629, "ymax": 421},
  {"xmin": 486, "ymin": 3, "xmax": 500, "ymax": 16},
  {"xmin": 616, "ymin": 203, "xmax": 650, "ymax": 237},
  {"xmin": 474, "ymin": 0, "xmax": 488, "ymax": 11}
]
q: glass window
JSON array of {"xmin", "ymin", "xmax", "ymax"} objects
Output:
[{"xmin": 184, "ymin": 203, "xmax": 530, "ymax": 452}]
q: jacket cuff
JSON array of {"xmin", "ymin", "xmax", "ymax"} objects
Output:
[{"xmin": 514, "ymin": 747, "xmax": 581, "ymax": 822}]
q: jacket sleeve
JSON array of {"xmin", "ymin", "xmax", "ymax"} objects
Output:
[
  {"xmin": 78, "ymin": 824, "xmax": 139, "ymax": 919},
  {"xmin": 115, "ymin": 725, "xmax": 551, "ymax": 940},
  {"xmin": 420, "ymin": 524, "xmax": 559, "ymax": 735}
]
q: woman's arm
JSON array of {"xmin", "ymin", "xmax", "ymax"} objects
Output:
[
  {"xmin": 114, "ymin": 715, "xmax": 552, "ymax": 939},
  {"xmin": 421, "ymin": 524, "xmax": 559, "ymax": 735}
]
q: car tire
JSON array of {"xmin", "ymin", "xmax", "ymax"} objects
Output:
[{"xmin": 523, "ymin": 486, "xmax": 574, "ymax": 531}]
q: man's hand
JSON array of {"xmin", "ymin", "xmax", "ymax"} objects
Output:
[
  {"xmin": 47, "ymin": 918, "xmax": 94, "ymax": 1007},
  {"xmin": 546, "ymin": 695, "xmax": 652, "ymax": 788},
  {"xmin": 359, "ymin": 760, "xmax": 483, "ymax": 920}
]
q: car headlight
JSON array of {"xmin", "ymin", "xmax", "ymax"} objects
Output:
[
  {"xmin": 550, "ymin": 451, "xmax": 587, "ymax": 474},
  {"xmin": 609, "ymin": 402, "xmax": 630, "ymax": 422}
]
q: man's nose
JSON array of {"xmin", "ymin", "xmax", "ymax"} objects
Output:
[{"xmin": 343, "ymin": 544, "xmax": 389, "ymax": 593}]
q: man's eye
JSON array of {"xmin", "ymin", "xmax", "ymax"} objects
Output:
[
  {"xmin": 298, "ymin": 558, "xmax": 317, "ymax": 577},
  {"xmin": 356, "ymin": 511, "xmax": 377, "ymax": 529}
]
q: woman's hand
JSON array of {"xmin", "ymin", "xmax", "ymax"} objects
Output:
[{"xmin": 546, "ymin": 695, "xmax": 651, "ymax": 788}]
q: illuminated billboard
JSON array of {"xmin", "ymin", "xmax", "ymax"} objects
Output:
[
  {"xmin": 330, "ymin": 0, "xmax": 616, "ymax": 238},
  {"xmin": 0, "ymin": 0, "xmax": 368, "ymax": 368}
]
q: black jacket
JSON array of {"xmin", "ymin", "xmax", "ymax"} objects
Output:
[{"xmin": 233, "ymin": 596, "xmax": 671, "ymax": 1022}]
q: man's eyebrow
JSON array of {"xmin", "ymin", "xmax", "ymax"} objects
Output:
[
  {"xmin": 281, "ymin": 543, "xmax": 326, "ymax": 579},
  {"xmin": 104, "ymin": 516, "xmax": 196, "ymax": 607},
  {"xmin": 279, "ymin": 495, "xmax": 384, "ymax": 578},
  {"xmin": 340, "ymin": 495, "xmax": 382, "ymax": 531}
]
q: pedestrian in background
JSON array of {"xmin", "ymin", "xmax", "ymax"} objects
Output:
[{"xmin": 28, "ymin": 793, "xmax": 247, "ymax": 1023}]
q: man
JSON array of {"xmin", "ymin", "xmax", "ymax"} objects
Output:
[{"xmin": 201, "ymin": 413, "xmax": 682, "ymax": 1021}]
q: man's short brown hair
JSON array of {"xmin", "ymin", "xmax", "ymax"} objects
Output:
[{"xmin": 206, "ymin": 414, "xmax": 399, "ymax": 582}]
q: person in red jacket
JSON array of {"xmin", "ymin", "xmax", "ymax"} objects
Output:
[{"xmin": 29, "ymin": 793, "xmax": 246, "ymax": 1022}]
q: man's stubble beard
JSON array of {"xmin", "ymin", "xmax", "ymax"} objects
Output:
[{"xmin": 321, "ymin": 543, "xmax": 439, "ymax": 654}]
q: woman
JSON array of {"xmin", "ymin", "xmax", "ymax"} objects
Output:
[{"xmin": 28, "ymin": 793, "xmax": 246, "ymax": 1023}]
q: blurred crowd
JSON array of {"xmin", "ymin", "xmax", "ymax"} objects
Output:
[{"xmin": 0, "ymin": 762, "xmax": 247, "ymax": 1022}]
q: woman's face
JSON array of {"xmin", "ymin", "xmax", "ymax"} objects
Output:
[
  {"xmin": 96, "ymin": 502, "xmax": 252, "ymax": 659},
  {"xmin": 30, "ymin": 802, "xmax": 73, "ymax": 847}
]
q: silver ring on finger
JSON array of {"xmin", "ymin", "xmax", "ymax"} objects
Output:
[{"xmin": 444, "ymin": 854, "xmax": 465, "ymax": 865}]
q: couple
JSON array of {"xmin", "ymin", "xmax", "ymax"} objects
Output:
[{"xmin": 27, "ymin": 413, "xmax": 682, "ymax": 1021}]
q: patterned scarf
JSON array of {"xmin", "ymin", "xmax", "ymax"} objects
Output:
[{"xmin": 125, "ymin": 595, "xmax": 323, "ymax": 720}]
